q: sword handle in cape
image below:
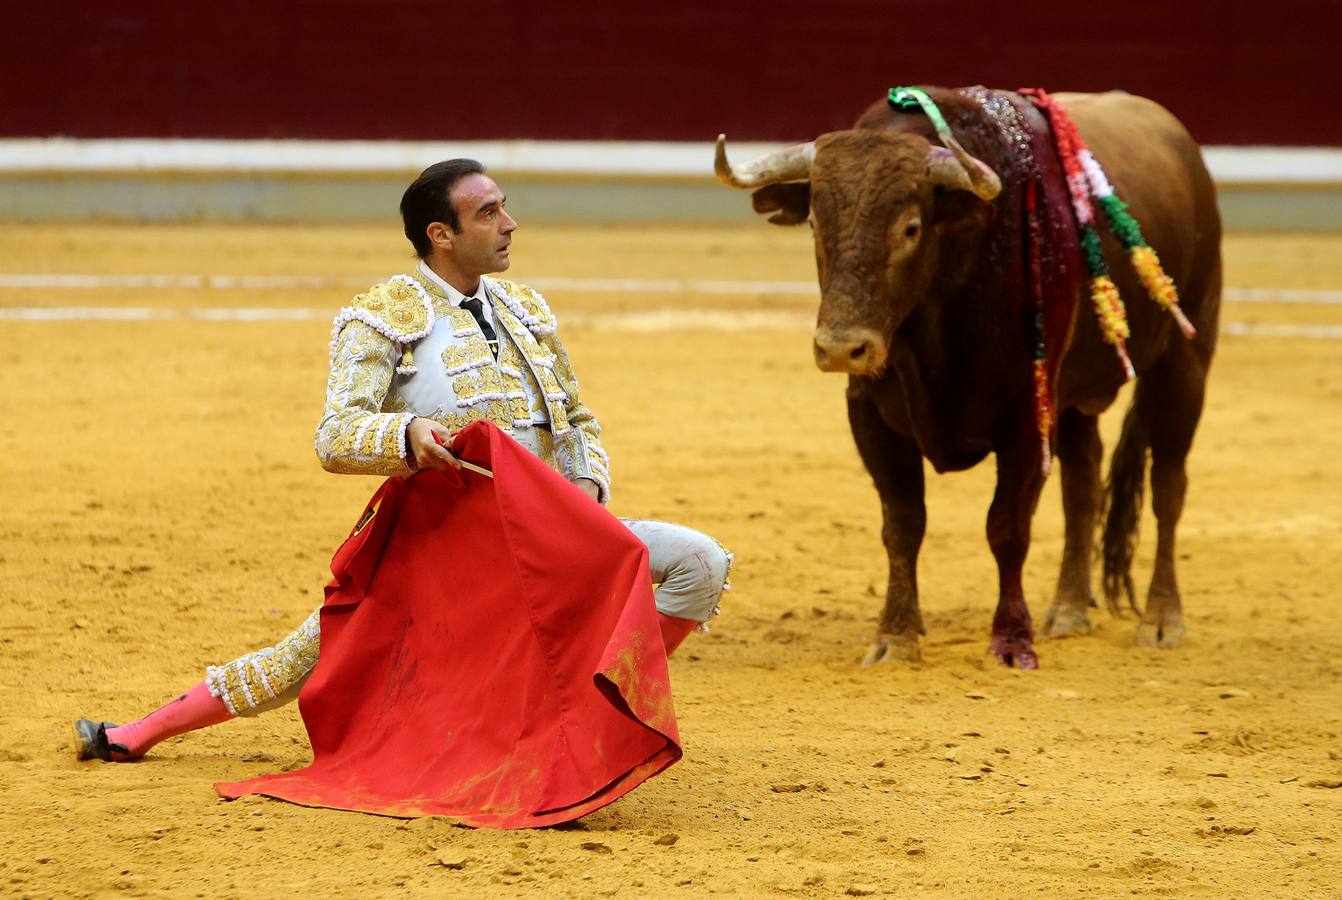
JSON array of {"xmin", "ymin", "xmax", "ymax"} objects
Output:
[{"xmin": 433, "ymin": 431, "xmax": 494, "ymax": 479}]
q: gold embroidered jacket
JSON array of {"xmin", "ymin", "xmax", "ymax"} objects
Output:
[{"xmin": 313, "ymin": 272, "xmax": 611, "ymax": 501}]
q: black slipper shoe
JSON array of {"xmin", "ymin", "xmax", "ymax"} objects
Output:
[{"xmin": 73, "ymin": 718, "xmax": 134, "ymax": 762}]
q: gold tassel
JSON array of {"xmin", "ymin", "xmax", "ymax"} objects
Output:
[{"xmin": 1130, "ymin": 245, "xmax": 1196, "ymax": 338}]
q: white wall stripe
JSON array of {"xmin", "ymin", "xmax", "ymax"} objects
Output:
[
  {"xmin": 0, "ymin": 138, "xmax": 783, "ymax": 178},
  {"xmin": 0, "ymin": 273, "xmax": 1340, "ymax": 304},
  {"xmin": 0, "ymin": 305, "xmax": 1337, "ymax": 339},
  {"xmin": 3, "ymin": 139, "xmax": 1340, "ymax": 184}
]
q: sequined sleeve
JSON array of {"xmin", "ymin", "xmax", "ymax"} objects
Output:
[
  {"xmin": 314, "ymin": 319, "xmax": 417, "ymax": 477},
  {"xmin": 547, "ymin": 332, "xmax": 611, "ymax": 504}
]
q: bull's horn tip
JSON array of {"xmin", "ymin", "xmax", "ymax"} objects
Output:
[{"xmin": 713, "ymin": 135, "xmax": 735, "ymax": 184}]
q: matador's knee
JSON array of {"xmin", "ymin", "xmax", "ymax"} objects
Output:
[
  {"xmin": 623, "ymin": 519, "xmax": 733, "ymax": 626},
  {"xmin": 205, "ymin": 609, "xmax": 321, "ymax": 717}
]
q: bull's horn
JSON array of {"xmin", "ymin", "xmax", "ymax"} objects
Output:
[
  {"xmin": 926, "ymin": 146, "xmax": 1002, "ymax": 201},
  {"xmin": 714, "ymin": 134, "xmax": 815, "ymax": 189}
]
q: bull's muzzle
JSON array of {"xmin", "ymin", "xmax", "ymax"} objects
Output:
[{"xmin": 813, "ymin": 326, "xmax": 887, "ymax": 374}]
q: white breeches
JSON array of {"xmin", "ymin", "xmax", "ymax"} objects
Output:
[{"xmin": 620, "ymin": 518, "xmax": 731, "ymax": 622}]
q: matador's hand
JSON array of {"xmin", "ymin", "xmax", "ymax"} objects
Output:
[
  {"xmin": 573, "ymin": 478, "xmax": 601, "ymax": 502},
  {"xmin": 407, "ymin": 417, "xmax": 460, "ymax": 471}
]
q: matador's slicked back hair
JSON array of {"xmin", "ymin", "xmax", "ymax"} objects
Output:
[{"xmin": 400, "ymin": 159, "xmax": 488, "ymax": 258}]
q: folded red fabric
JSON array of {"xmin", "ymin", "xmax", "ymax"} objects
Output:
[{"xmin": 216, "ymin": 421, "xmax": 680, "ymax": 827}]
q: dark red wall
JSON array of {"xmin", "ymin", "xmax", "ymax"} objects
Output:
[{"xmin": 7, "ymin": 1, "xmax": 1335, "ymax": 145}]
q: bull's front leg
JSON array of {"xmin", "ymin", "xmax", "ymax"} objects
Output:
[
  {"xmin": 847, "ymin": 387, "xmax": 927, "ymax": 664},
  {"xmin": 986, "ymin": 431, "xmax": 1047, "ymax": 669}
]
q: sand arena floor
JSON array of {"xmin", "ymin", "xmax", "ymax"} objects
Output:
[{"xmin": 0, "ymin": 223, "xmax": 1340, "ymax": 897}]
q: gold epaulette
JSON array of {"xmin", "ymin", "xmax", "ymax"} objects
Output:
[
  {"xmin": 330, "ymin": 275, "xmax": 438, "ymax": 374},
  {"xmin": 491, "ymin": 279, "xmax": 557, "ymax": 336},
  {"xmin": 349, "ymin": 277, "xmax": 434, "ymax": 342}
]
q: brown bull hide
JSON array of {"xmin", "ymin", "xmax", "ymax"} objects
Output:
[{"xmin": 725, "ymin": 87, "xmax": 1222, "ymax": 668}]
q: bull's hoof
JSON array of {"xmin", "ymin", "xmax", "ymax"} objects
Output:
[
  {"xmin": 861, "ymin": 631, "xmax": 922, "ymax": 665},
  {"xmin": 990, "ymin": 635, "xmax": 1039, "ymax": 670},
  {"xmin": 1135, "ymin": 619, "xmax": 1185, "ymax": 649},
  {"xmin": 1043, "ymin": 601, "xmax": 1092, "ymax": 638}
]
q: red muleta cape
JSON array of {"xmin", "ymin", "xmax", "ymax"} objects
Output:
[{"xmin": 216, "ymin": 421, "xmax": 681, "ymax": 827}]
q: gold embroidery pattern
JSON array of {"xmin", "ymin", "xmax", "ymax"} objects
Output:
[
  {"xmin": 495, "ymin": 336, "xmax": 543, "ymax": 425},
  {"xmin": 492, "ymin": 305, "xmax": 523, "ymax": 342},
  {"xmin": 587, "ymin": 446, "xmax": 609, "ymax": 476},
  {"xmin": 446, "ymin": 308, "xmax": 478, "ymax": 334},
  {"xmin": 495, "ymin": 305, "xmax": 570, "ymax": 427},
  {"xmin": 544, "ymin": 331, "xmax": 608, "ymax": 499},
  {"xmin": 538, "ymin": 428, "xmax": 557, "ymax": 466},
  {"xmin": 314, "ymin": 319, "xmax": 414, "ymax": 477},
  {"xmin": 550, "ymin": 405, "xmax": 572, "ymax": 434},
  {"xmin": 517, "ymin": 324, "xmax": 550, "ymax": 356},
  {"xmin": 205, "ymin": 610, "xmax": 321, "ymax": 716},
  {"xmin": 453, "ymin": 368, "xmax": 509, "ymax": 408},
  {"xmin": 410, "ymin": 270, "xmax": 446, "ymax": 298},
  {"xmin": 433, "ymin": 406, "xmax": 513, "ymax": 433},
  {"xmin": 441, "ymin": 333, "xmax": 494, "ymax": 375},
  {"xmin": 537, "ymin": 366, "xmax": 567, "ymax": 402},
  {"xmin": 511, "ymin": 395, "xmax": 532, "ymax": 425},
  {"xmin": 495, "ymin": 305, "xmax": 555, "ymax": 364},
  {"xmin": 349, "ymin": 278, "xmax": 432, "ymax": 342},
  {"xmin": 408, "ymin": 273, "xmax": 469, "ymax": 324},
  {"xmin": 492, "ymin": 278, "xmax": 558, "ymax": 334}
]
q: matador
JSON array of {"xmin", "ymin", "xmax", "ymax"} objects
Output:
[{"xmin": 75, "ymin": 159, "xmax": 731, "ymax": 762}]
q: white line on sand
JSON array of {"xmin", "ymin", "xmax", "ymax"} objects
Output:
[
  {"xmin": 1220, "ymin": 321, "xmax": 1342, "ymax": 340},
  {"xmin": 0, "ymin": 305, "xmax": 1338, "ymax": 339},
  {"xmin": 1222, "ymin": 287, "xmax": 1342, "ymax": 305},
  {"xmin": 0, "ymin": 273, "xmax": 1340, "ymax": 304},
  {"xmin": 0, "ymin": 306, "xmax": 178, "ymax": 320},
  {"xmin": 0, "ymin": 273, "xmax": 819, "ymax": 295}
]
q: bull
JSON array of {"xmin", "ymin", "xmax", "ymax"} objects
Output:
[{"xmin": 717, "ymin": 87, "xmax": 1221, "ymax": 668}]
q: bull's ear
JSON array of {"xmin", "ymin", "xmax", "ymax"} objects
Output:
[
  {"xmin": 932, "ymin": 188, "xmax": 995, "ymax": 233},
  {"xmin": 750, "ymin": 183, "xmax": 811, "ymax": 226}
]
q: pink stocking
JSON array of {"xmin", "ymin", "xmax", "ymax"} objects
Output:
[
  {"xmin": 104, "ymin": 681, "xmax": 233, "ymax": 760},
  {"xmin": 658, "ymin": 613, "xmax": 700, "ymax": 657}
]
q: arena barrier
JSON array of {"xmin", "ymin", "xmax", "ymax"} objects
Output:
[{"xmin": 1, "ymin": 140, "xmax": 1339, "ymax": 229}]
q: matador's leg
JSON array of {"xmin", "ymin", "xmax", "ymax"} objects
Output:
[
  {"xmin": 620, "ymin": 519, "xmax": 732, "ymax": 654},
  {"xmin": 75, "ymin": 609, "xmax": 321, "ymax": 762},
  {"xmin": 203, "ymin": 609, "xmax": 322, "ymax": 717}
]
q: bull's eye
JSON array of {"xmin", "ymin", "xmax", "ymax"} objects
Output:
[{"xmin": 904, "ymin": 219, "xmax": 922, "ymax": 240}]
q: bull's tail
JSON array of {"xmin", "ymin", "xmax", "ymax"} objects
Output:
[{"xmin": 1100, "ymin": 395, "xmax": 1148, "ymax": 616}]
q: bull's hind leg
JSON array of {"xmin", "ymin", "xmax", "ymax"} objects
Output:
[
  {"xmin": 848, "ymin": 388, "xmax": 927, "ymax": 664},
  {"xmin": 1044, "ymin": 408, "xmax": 1103, "ymax": 637},
  {"xmin": 1135, "ymin": 343, "xmax": 1210, "ymax": 648},
  {"xmin": 986, "ymin": 432, "xmax": 1047, "ymax": 668}
]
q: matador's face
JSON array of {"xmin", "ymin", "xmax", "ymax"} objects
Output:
[{"xmin": 447, "ymin": 174, "xmax": 518, "ymax": 279}]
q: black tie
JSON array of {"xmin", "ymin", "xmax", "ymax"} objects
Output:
[{"xmin": 460, "ymin": 295, "xmax": 499, "ymax": 358}]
